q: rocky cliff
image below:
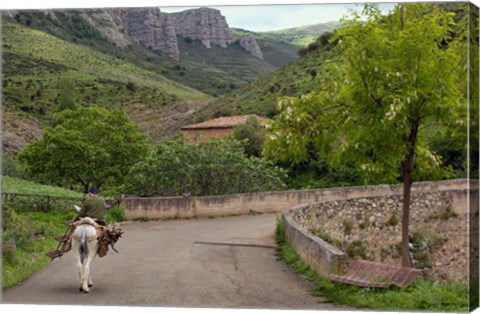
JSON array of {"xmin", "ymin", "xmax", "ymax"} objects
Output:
[
  {"xmin": 6, "ymin": 7, "xmax": 263, "ymax": 60},
  {"xmin": 80, "ymin": 8, "xmax": 180, "ymax": 60},
  {"xmin": 80, "ymin": 9, "xmax": 133, "ymax": 49},
  {"xmin": 122, "ymin": 8, "xmax": 180, "ymax": 60},
  {"xmin": 237, "ymin": 34, "xmax": 263, "ymax": 59},
  {"xmin": 169, "ymin": 8, "xmax": 236, "ymax": 49},
  {"xmin": 71, "ymin": 7, "xmax": 263, "ymax": 60}
]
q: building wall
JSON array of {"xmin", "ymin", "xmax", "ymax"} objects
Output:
[{"xmin": 182, "ymin": 128, "xmax": 232, "ymax": 144}]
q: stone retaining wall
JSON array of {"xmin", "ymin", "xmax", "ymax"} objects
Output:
[
  {"xmin": 124, "ymin": 179, "xmax": 471, "ymax": 220},
  {"xmin": 282, "ymin": 181, "xmax": 477, "ymax": 282},
  {"xmin": 283, "ymin": 204, "xmax": 347, "ymax": 277}
]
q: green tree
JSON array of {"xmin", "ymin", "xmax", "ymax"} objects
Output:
[
  {"xmin": 264, "ymin": 3, "xmax": 467, "ymax": 267},
  {"xmin": 20, "ymin": 106, "xmax": 149, "ymax": 193},
  {"xmin": 122, "ymin": 138, "xmax": 286, "ymax": 197},
  {"xmin": 231, "ymin": 116, "xmax": 266, "ymax": 157}
]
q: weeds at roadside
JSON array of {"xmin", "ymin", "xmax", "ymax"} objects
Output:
[
  {"xmin": 275, "ymin": 217, "xmax": 468, "ymax": 312},
  {"xmin": 2, "ymin": 206, "xmax": 75, "ymax": 290}
]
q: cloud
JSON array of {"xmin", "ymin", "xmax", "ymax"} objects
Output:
[{"xmin": 161, "ymin": 3, "xmax": 394, "ymax": 32}]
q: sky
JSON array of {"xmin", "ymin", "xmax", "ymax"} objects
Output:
[{"xmin": 161, "ymin": 3, "xmax": 391, "ymax": 32}]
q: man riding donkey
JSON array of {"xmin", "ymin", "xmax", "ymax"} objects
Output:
[{"xmin": 47, "ymin": 187, "xmax": 122, "ymax": 259}]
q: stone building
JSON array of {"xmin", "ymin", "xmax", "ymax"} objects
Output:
[{"xmin": 181, "ymin": 114, "xmax": 265, "ymax": 144}]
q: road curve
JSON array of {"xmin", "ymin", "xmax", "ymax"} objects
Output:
[{"xmin": 2, "ymin": 214, "xmax": 346, "ymax": 310}]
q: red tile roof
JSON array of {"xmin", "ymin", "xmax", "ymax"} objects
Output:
[{"xmin": 181, "ymin": 115, "xmax": 264, "ymax": 130}]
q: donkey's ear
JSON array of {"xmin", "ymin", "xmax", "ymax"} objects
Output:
[{"xmin": 74, "ymin": 205, "xmax": 81, "ymax": 212}]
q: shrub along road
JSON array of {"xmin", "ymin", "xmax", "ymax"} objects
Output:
[{"xmin": 1, "ymin": 214, "xmax": 349, "ymax": 310}]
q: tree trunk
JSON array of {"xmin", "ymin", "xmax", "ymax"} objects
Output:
[
  {"xmin": 401, "ymin": 118, "xmax": 420, "ymax": 267},
  {"xmin": 401, "ymin": 158, "xmax": 413, "ymax": 267},
  {"xmin": 83, "ymin": 184, "xmax": 89, "ymax": 195}
]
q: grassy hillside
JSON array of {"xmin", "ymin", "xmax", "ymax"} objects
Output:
[
  {"xmin": 256, "ymin": 37, "xmax": 300, "ymax": 68},
  {"xmin": 2, "ymin": 20, "xmax": 208, "ymax": 110},
  {"xmin": 260, "ymin": 21, "xmax": 341, "ymax": 47},
  {"xmin": 191, "ymin": 32, "xmax": 337, "ymax": 121},
  {"xmin": 2, "ymin": 176, "xmax": 83, "ymax": 197},
  {"xmin": 1, "ymin": 20, "xmax": 212, "ymax": 151},
  {"xmin": 176, "ymin": 37, "xmax": 276, "ymax": 93},
  {"xmin": 232, "ymin": 28, "xmax": 301, "ymax": 68}
]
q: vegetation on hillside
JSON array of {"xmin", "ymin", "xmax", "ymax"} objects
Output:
[
  {"xmin": 1, "ymin": 20, "xmax": 208, "ymax": 112},
  {"xmin": 175, "ymin": 36, "xmax": 276, "ymax": 96},
  {"xmin": 194, "ymin": 31, "xmax": 337, "ymax": 121},
  {"xmin": 231, "ymin": 28, "xmax": 301, "ymax": 68},
  {"xmin": 1, "ymin": 19, "xmax": 211, "ymax": 151},
  {"xmin": 259, "ymin": 21, "xmax": 341, "ymax": 47},
  {"xmin": 2, "ymin": 10, "xmax": 306, "ymax": 153}
]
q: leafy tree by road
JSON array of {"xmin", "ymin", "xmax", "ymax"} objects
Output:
[
  {"xmin": 264, "ymin": 3, "xmax": 467, "ymax": 266},
  {"xmin": 122, "ymin": 138, "xmax": 287, "ymax": 197},
  {"xmin": 20, "ymin": 106, "xmax": 149, "ymax": 193}
]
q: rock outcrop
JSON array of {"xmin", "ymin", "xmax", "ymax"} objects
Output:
[
  {"xmin": 169, "ymin": 7, "xmax": 236, "ymax": 49},
  {"xmin": 121, "ymin": 8, "xmax": 180, "ymax": 60},
  {"xmin": 80, "ymin": 8, "xmax": 180, "ymax": 60},
  {"xmin": 88, "ymin": 7, "xmax": 262, "ymax": 60},
  {"xmin": 237, "ymin": 34, "xmax": 263, "ymax": 59},
  {"xmin": 80, "ymin": 9, "xmax": 133, "ymax": 49}
]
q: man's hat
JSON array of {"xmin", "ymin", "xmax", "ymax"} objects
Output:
[{"xmin": 89, "ymin": 186, "xmax": 99, "ymax": 194}]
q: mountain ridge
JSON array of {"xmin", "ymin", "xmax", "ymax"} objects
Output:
[
  {"xmin": 6, "ymin": 7, "xmax": 265, "ymax": 61},
  {"xmin": 259, "ymin": 21, "xmax": 341, "ymax": 46}
]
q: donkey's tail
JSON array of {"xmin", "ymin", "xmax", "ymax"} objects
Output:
[{"xmin": 79, "ymin": 230, "xmax": 89, "ymax": 264}]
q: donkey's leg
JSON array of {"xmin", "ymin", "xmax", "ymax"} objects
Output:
[
  {"xmin": 87, "ymin": 242, "xmax": 98, "ymax": 287},
  {"xmin": 71, "ymin": 241, "xmax": 84, "ymax": 291},
  {"xmin": 81, "ymin": 241, "xmax": 98, "ymax": 293},
  {"xmin": 81, "ymin": 260, "xmax": 90, "ymax": 293}
]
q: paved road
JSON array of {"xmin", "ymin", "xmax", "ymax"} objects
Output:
[{"xmin": 2, "ymin": 214, "xmax": 345, "ymax": 310}]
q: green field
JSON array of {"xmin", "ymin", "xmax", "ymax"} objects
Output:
[{"xmin": 3, "ymin": 176, "xmax": 84, "ymax": 197}]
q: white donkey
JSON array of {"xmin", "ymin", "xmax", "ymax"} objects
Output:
[{"xmin": 71, "ymin": 215, "xmax": 99, "ymax": 293}]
